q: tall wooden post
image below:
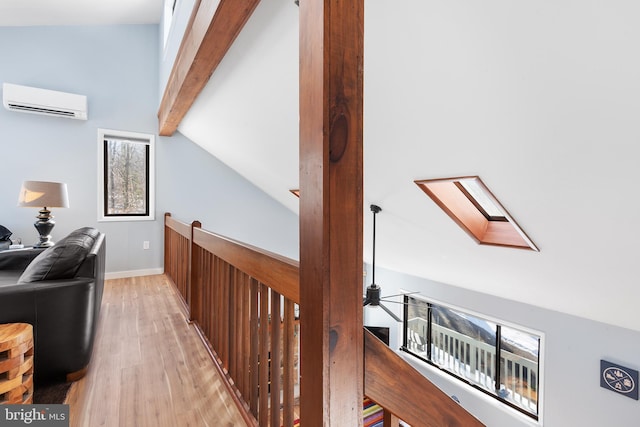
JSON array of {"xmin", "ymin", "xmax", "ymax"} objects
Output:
[{"xmin": 299, "ymin": 0, "xmax": 364, "ymax": 425}]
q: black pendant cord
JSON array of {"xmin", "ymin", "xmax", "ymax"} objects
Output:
[{"xmin": 370, "ymin": 204, "xmax": 381, "ymax": 288}]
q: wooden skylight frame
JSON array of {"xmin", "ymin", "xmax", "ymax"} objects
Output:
[{"xmin": 415, "ymin": 176, "xmax": 538, "ymax": 251}]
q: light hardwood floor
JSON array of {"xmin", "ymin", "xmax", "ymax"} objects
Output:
[{"xmin": 67, "ymin": 275, "xmax": 247, "ymax": 427}]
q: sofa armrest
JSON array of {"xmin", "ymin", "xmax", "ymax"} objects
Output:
[
  {"xmin": 0, "ymin": 277, "xmax": 99, "ymax": 380},
  {"xmin": 0, "ymin": 248, "xmax": 44, "ymax": 271}
]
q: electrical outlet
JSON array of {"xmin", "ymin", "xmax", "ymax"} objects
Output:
[{"xmin": 143, "ymin": 241, "xmax": 150, "ymax": 250}]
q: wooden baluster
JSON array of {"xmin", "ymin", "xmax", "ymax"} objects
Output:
[
  {"xmin": 203, "ymin": 253, "xmax": 210, "ymax": 341},
  {"xmin": 383, "ymin": 409, "xmax": 399, "ymax": 427},
  {"xmin": 283, "ymin": 299, "xmax": 295, "ymax": 427},
  {"xmin": 270, "ymin": 291, "xmax": 282, "ymax": 427},
  {"xmin": 243, "ymin": 273, "xmax": 251, "ymax": 401},
  {"xmin": 242, "ymin": 273, "xmax": 249, "ymax": 398},
  {"xmin": 189, "ymin": 244, "xmax": 199, "ymax": 324},
  {"xmin": 190, "ymin": 243, "xmax": 201, "ymax": 324},
  {"xmin": 216, "ymin": 258, "xmax": 224, "ymax": 367},
  {"xmin": 259, "ymin": 285, "xmax": 270, "ymax": 426},
  {"xmin": 178, "ymin": 235, "xmax": 183, "ymax": 297},
  {"xmin": 188, "ymin": 220, "xmax": 201, "ymax": 319},
  {"xmin": 202, "ymin": 251, "xmax": 209, "ymax": 337},
  {"xmin": 249, "ymin": 278, "xmax": 259, "ymax": 417},
  {"xmin": 229, "ymin": 266, "xmax": 237, "ymax": 380},
  {"xmin": 236, "ymin": 271, "xmax": 246, "ymax": 397},
  {"xmin": 211, "ymin": 257, "xmax": 217, "ymax": 359},
  {"xmin": 214, "ymin": 257, "xmax": 222, "ymax": 360},
  {"xmin": 222, "ymin": 261, "xmax": 231, "ymax": 371},
  {"xmin": 164, "ymin": 213, "xmax": 171, "ymax": 279},
  {"xmin": 236, "ymin": 270, "xmax": 244, "ymax": 393}
]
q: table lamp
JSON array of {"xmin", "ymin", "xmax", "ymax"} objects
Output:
[{"xmin": 18, "ymin": 180, "xmax": 69, "ymax": 247}]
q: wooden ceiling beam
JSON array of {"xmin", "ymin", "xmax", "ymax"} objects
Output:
[{"xmin": 158, "ymin": 0, "xmax": 261, "ymax": 136}]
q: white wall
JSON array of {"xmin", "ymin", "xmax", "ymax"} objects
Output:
[
  {"xmin": 364, "ymin": 264, "xmax": 640, "ymax": 427},
  {"xmin": 0, "ymin": 25, "xmax": 162, "ymax": 275},
  {"xmin": 156, "ymin": 131, "xmax": 299, "ymax": 259},
  {"xmin": 0, "ymin": 23, "xmax": 299, "ymax": 275},
  {"xmin": 157, "ymin": 0, "xmax": 299, "ymax": 258}
]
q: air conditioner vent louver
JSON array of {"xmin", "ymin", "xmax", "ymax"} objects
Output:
[
  {"xmin": 2, "ymin": 83, "xmax": 87, "ymax": 120},
  {"xmin": 8, "ymin": 103, "xmax": 76, "ymax": 117}
]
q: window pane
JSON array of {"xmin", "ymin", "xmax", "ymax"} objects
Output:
[
  {"xmin": 431, "ymin": 304, "xmax": 497, "ymax": 390},
  {"xmin": 406, "ymin": 296, "xmax": 429, "ymax": 358},
  {"xmin": 459, "ymin": 178, "xmax": 505, "ymax": 219},
  {"xmin": 499, "ymin": 325, "xmax": 540, "ymax": 416},
  {"xmin": 404, "ymin": 297, "xmax": 541, "ymax": 419},
  {"xmin": 104, "ymin": 139, "xmax": 149, "ymax": 216}
]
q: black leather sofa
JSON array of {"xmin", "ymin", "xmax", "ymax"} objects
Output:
[
  {"xmin": 0, "ymin": 227, "xmax": 105, "ymax": 382},
  {"xmin": 0, "ymin": 224, "xmax": 12, "ymax": 251}
]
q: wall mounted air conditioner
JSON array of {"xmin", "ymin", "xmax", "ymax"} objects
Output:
[{"xmin": 2, "ymin": 83, "xmax": 88, "ymax": 120}]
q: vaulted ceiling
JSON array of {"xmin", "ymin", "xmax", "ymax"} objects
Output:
[
  {"xmin": 4, "ymin": 1, "xmax": 639, "ymax": 333},
  {"xmin": 177, "ymin": 0, "xmax": 640, "ymax": 333}
]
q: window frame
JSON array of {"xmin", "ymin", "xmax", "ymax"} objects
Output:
[
  {"xmin": 402, "ymin": 294, "xmax": 544, "ymax": 421},
  {"xmin": 415, "ymin": 176, "xmax": 538, "ymax": 251},
  {"xmin": 162, "ymin": 0, "xmax": 180, "ymax": 49},
  {"xmin": 97, "ymin": 128, "xmax": 155, "ymax": 222}
]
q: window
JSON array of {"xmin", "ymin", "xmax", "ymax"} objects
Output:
[
  {"xmin": 415, "ymin": 176, "xmax": 538, "ymax": 250},
  {"xmin": 163, "ymin": 0, "xmax": 179, "ymax": 48},
  {"xmin": 403, "ymin": 295, "xmax": 542, "ymax": 420},
  {"xmin": 98, "ymin": 129, "xmax": 155, "ymax": 221}
]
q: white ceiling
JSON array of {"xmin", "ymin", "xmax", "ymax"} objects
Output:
[
  {"xmin": 6, "ymin": 0, "xmax": 638, "ymax": 333},
  {"xmin": 0, "ymin": 0, "xmax": 161, "ymax": 26},
  {"xmin": 179, "ymin": 0, "xmax": 640, "ymax": 333}
]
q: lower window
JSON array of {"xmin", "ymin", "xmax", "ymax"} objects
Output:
[
  {"xmin": 97, "ymin": 129, "xmax": 155, "ymax": 221},
  {"xmin": 402, "ymin": 296, "xmax": 541, "ymax": 420}
]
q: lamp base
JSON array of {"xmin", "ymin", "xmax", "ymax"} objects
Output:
[{"xmin": 33, "ymin": 208, "xmax": 56, "ymax": 248}]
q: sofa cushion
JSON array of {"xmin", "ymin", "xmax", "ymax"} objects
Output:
[
  {"xmin": 0, "ymin": 225, "xmax": 12, "ymax": 241},
  {"xmin": 18, "ymin": 227, "xmax": 100, "ymax": 283}
]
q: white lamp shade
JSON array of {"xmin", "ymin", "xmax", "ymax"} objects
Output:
[{"xmin": 18, "ymin": 181, "xmax": 69, "ymax": 208}]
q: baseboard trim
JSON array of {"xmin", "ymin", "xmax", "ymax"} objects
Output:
[{"xmin": 105, "ymin": 268, "xmax": 164, "ymax": 280}]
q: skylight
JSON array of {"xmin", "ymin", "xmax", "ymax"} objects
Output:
[
  {"xmin": 415, "ymin": 176, "xmax": 538, "ymax": 251},
  {"xmin": 457, "ymin": 179, "xmax": 506, "ymax": 221}
]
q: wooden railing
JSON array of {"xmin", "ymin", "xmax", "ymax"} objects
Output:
[
  {"xmin": 164, "ymin": 214, "xmax": 199, "ymax": 314},
  {"xmin": 164, "ymin": 213, "xmax": 485, "ymax": 427}
]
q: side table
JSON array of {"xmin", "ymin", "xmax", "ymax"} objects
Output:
[{"xmin": 0, "ymin": 323, "xmax": 34, "ymax": 404}]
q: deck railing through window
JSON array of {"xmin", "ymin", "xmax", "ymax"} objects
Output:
[{"xmin": 405, "ymin": 316, "xmax": 539, "ymax": 417}]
